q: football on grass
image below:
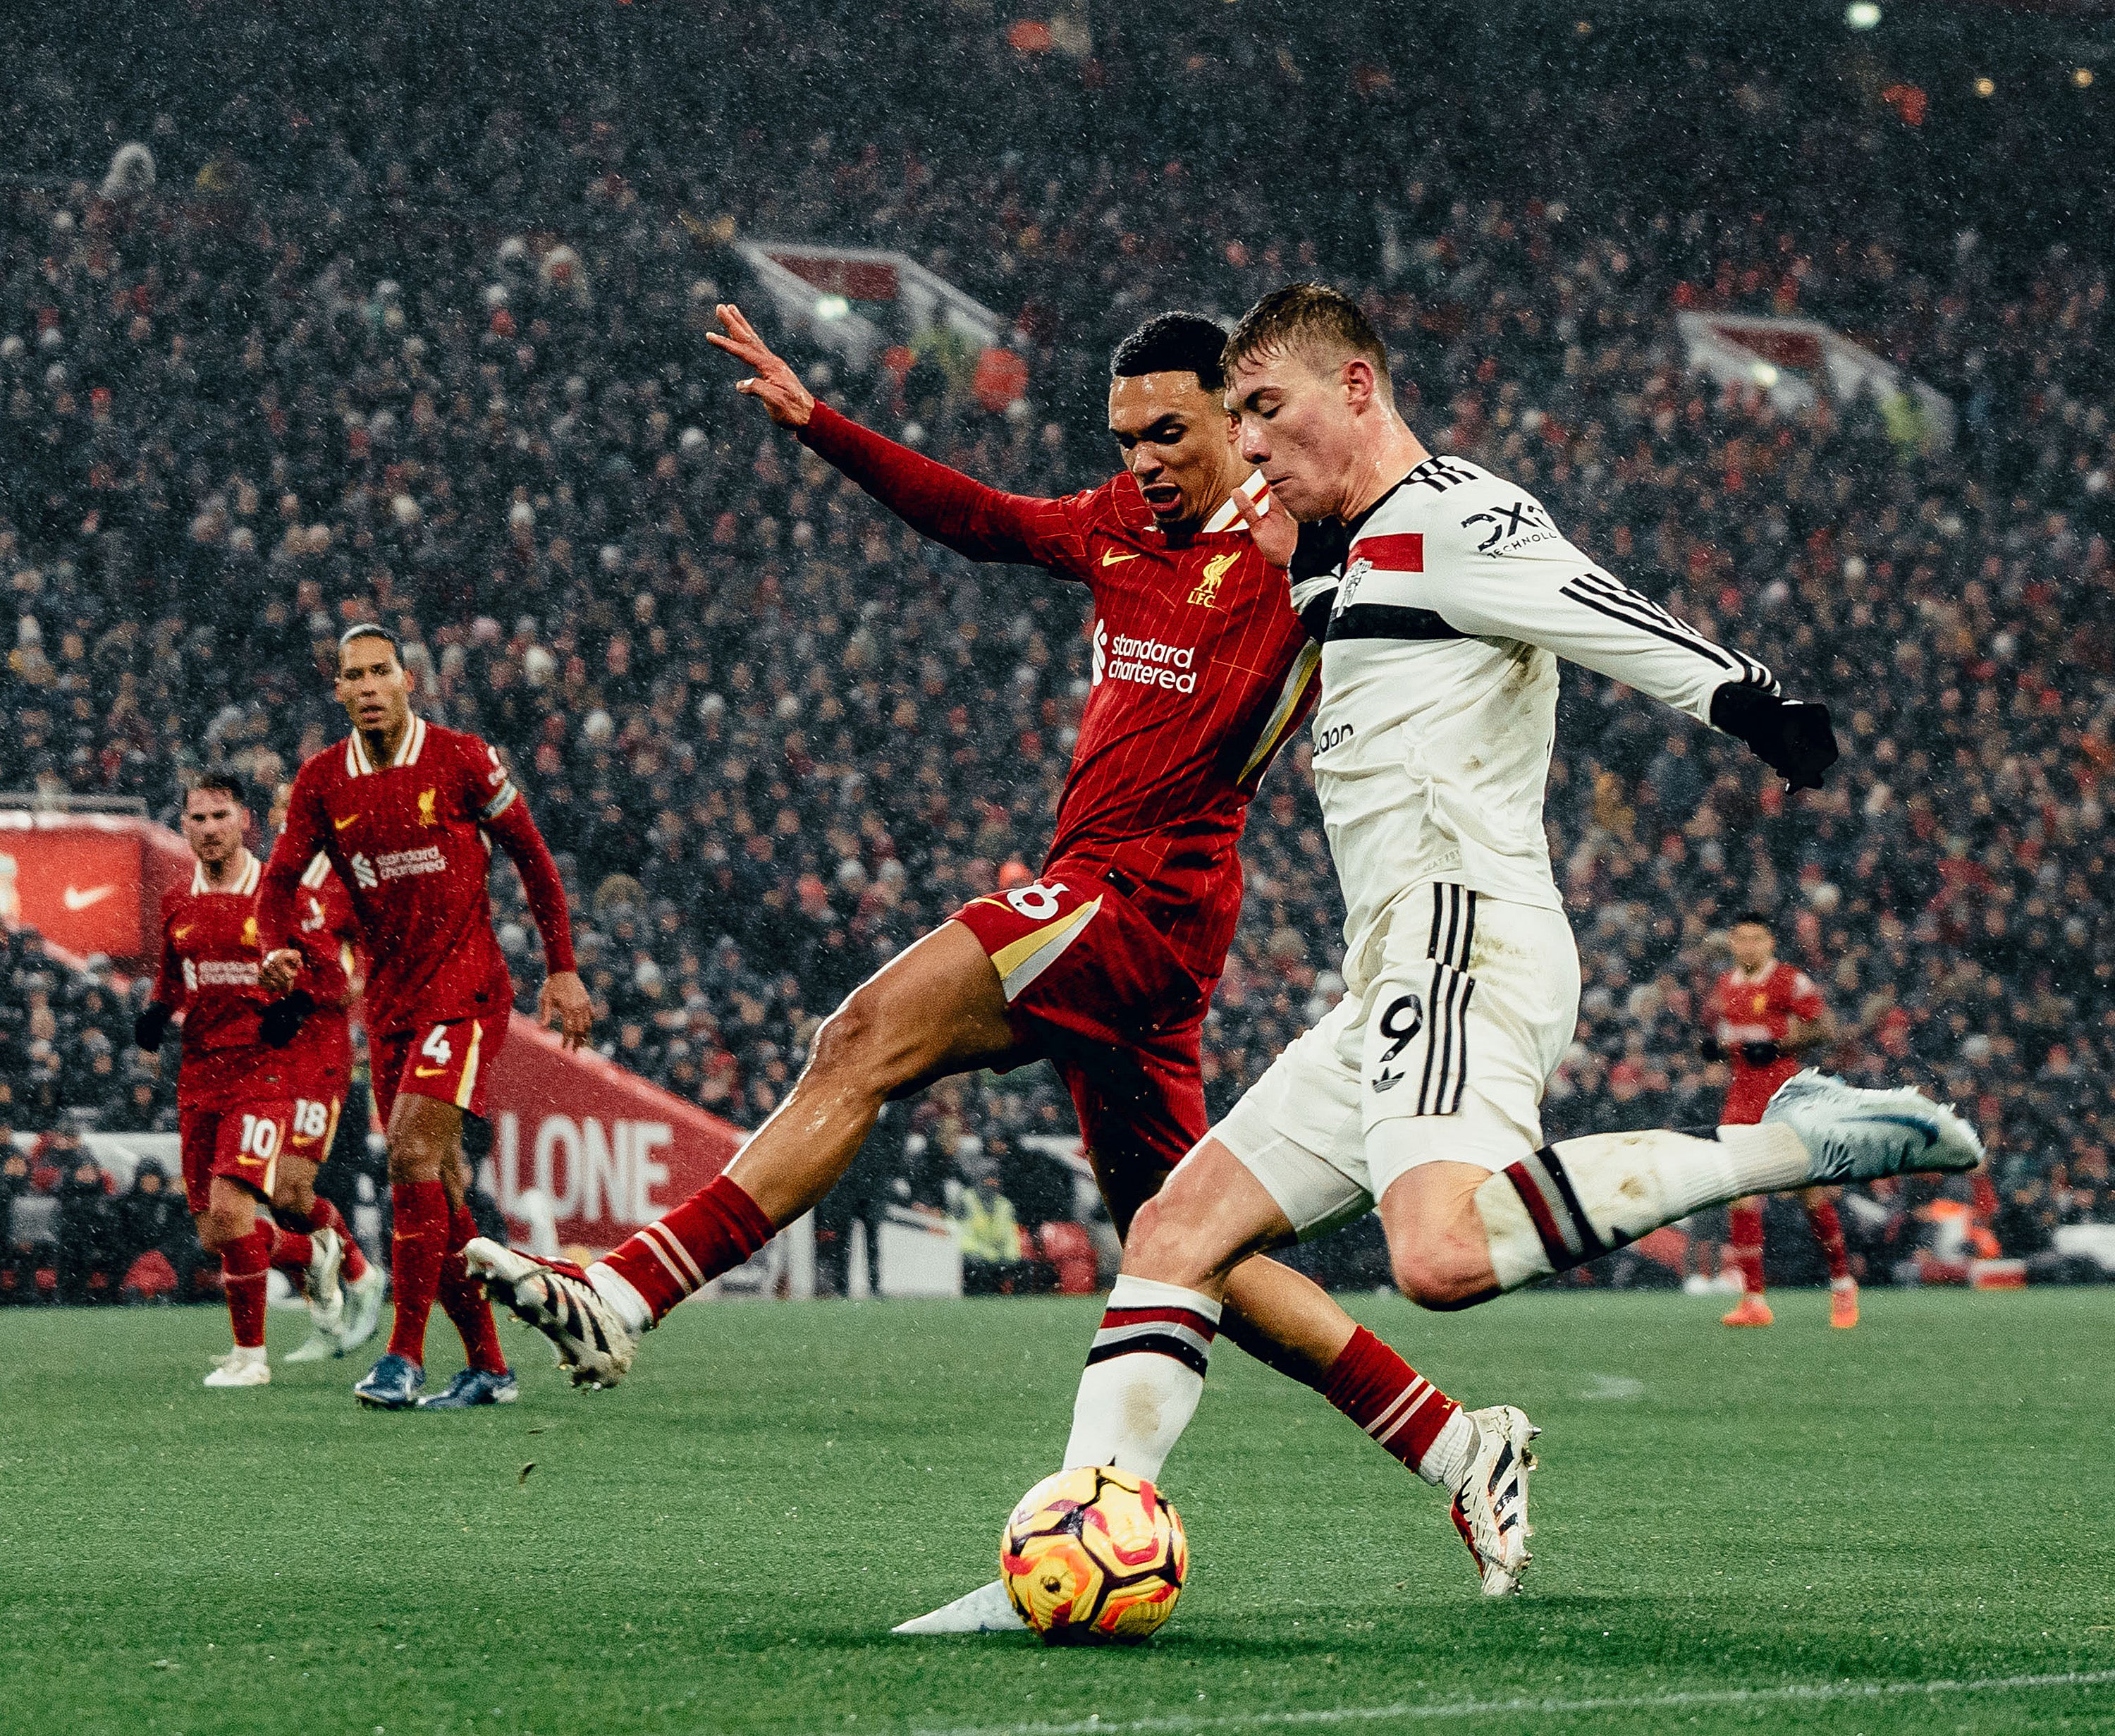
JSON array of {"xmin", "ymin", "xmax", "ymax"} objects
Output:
[{"xmin": 1000, "ymin": 1465, "xmax": 1187, "ymax": 1643}]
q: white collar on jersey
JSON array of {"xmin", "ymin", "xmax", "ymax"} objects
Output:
[
  {"xmin": 1199, "ymin": 469, "xmax": 1272, "ymax": 536},
  {"xmin": 345, "ymin": 713, "xmax": 428, "ymax": 777},
  {"xmin": 191, "ymin": 850, "xmax": 260, "ymax": 898}
]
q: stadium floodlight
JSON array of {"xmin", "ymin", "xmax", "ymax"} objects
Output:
[
  {"xmin": 1750, "ymin": 361, "xmax": 1780, "ymax": 389},
  {"xmin": 814, "ymin": 294, "xmax": 852, "ymax": 322},
  {"xmin": 1844, "ymin": 1, "xmax": 1881, "ymax": 27},
  {"xmin": 2074, "ymin": 68, "xmax": 2095, "ymax": 89},
  {"xmin": 1975, "ymin": 77, "xmax": 1995, "ymax": 98}
]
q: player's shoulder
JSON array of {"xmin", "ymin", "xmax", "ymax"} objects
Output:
[
  {"xmin": 1779, "ymin": 963, "xmax": 1820, "ymax": 996},
  {"xmin": 418, "ymin": 719, "xmax": 491, "ymax": 759},
  {"xmin": 292, "ymin": 737, "xmax": 350, "ymax": 792}
]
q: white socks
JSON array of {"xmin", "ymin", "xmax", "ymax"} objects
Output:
[
  {"xmin": 1062, "ymin": 1276, "xmax": 1222, "ymax": 1482},
  {"xmin": 1476, "ymin": 1123, "xmax": 1810, "ymax": 1291},
  {"xmin": 588, "ymin": 1262, "xmax": 654, "ymax": 1335}
]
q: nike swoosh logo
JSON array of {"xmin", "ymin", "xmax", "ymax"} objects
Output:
[
  {"xmin": 1100, "ymin": 550, "xmax": 1140, "ymax": 566},
  {"xmin": 333, "ymin": 814, "xmax": 360, "ymax": 831},
  {"xmin": 63, "ymin": 885, "xmax": 116, "ymax": 911},
  {"xmin": 412, "ymin": 1065, "xmax": 448, "ymax": 1078},
  {"xmin": 1855, "ymin": 1113, "xmax": 1939, "ymax": 1149}
]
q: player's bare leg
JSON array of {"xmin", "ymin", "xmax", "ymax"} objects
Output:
[
  {"xmin": 469, "ymin": 920, "xmax": 1026, "ymax": 1381},
  {"xmin": 357, "ymin": 1094, "xmax": 513, "ymax": 1409}
]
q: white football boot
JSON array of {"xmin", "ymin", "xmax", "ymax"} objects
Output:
[
  {"xmin": 1762, "ymin": 1070, "xmax": 1984, "ymax": 1183},
  {"xmin": 203, "ymin": 1347, "xmax": 271, "ymax": 1388},
  {"xmin": 335, "ymin": 1261, "xmax": 388, "ymax": 1355},
  {"xmin": 306, "ymin": 1226, "xmax": 345, "ymax": 1336},
  {"xmin": 1450, "ymin": 1405, "xmax": 1538, "ymax": 1596},
  {"xmin": 462, "ymin": 1237, "xmax": 637, "ymax": 1388},
  {"xmin": 892, "ymin": 1578, "xmax": 1023, "ymax": 1635},
  {"xmin": 282, "ymin": 1326, "xmax": 338, "ymax": 1364}
]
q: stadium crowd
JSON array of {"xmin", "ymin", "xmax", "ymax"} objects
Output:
[{"xmin": 4, "ymin": 3, "xmax": 2115, "ymax": 1297}]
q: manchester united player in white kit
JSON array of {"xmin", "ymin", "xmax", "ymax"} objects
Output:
[{"xmin": 988, "ymin": 285, "xmax": 1985, "ymax": 1600}]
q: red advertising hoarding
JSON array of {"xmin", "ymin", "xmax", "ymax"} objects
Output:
[{"xmin": 482, "ymin": 1015, "xmax": 744, "ymax": 1249}]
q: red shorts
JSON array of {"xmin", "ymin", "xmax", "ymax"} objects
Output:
[
  {"xmin": 953, "ymin": 871, "xmax": 1210, "ymax": 1233},
  {"xmin": 179, "ymin": 1099, "xmax": 295, "ymax": 1214},
  {"xmin": 370, "ymin": 1013, "xmax": 508, "ymax": 1127}
]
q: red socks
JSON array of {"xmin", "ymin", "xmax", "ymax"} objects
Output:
[
  {"xmin": 438, "ymin": 1204, "xmax": 509, "ymax": 1375},
  {"xmin": 267, "ymin": 1228, "xmax": 314, "ymax": 1276},
  {"xmin": 1320, "ymin": 1326, "xmax": 1461, "ymax": 1484},
  {"xmin": 310, "ymin": 1197, "xmax": 368, "ymax": 1283},
  {"xmin": 1727, "ymin": 1199, "xmax": 1767, "ymax": 1295},
  {"xmin": 221, "ymin": 1223, "xmax": 274, "ymax": 1348},
  {"xmin": 386, "ymin": 1180, "xmax": 449, "ymax": 1362},
  {"xmin": 1806, "ymin": 1197, "xmax": 1851, "ymax": 1283},
  {"xmin": 601, "ymin": 1174, "xmax": 773, "ymax": 1324}
]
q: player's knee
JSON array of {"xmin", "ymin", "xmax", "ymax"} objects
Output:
[
  {"xmin": 807, "ymin": 989, "xmax": 914, "ymax": 1094},
  {"xmin": 387, "ymin": 1137, "xmax": 446, "ymax": 1185},
  {"xmin": 1390, "ymin": 1238, "xmax": 1486, "ymax": 1312},
  {"xmin": 197, "ymin": 1211, "xmax": 242, "ymax": 1254},
  {"xmin": 1116, "ymin": 1193, "xmax": 1211, "ymax": 1288}
]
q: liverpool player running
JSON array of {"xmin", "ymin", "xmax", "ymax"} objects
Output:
[
  {"xmin": 137, "ymin": 776, "xmax": 346, "ymax": 1386},
  {"xmin": 267, "ymin": 781, "xmax": 388, "ymax": 1361},
  {"xmin": 1703, "ymin": 912, "xmax": 1853, "ymax": 1328},
  {"xmin": 469, "ymin": 305, "xmax": 1535, "ymax": 1612},
  {"xmin": 258, "ymin": 625, "xmax": 591, "ymax": 1409}
]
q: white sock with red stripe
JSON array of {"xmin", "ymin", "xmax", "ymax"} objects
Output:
[
  {"xmin": 1476, "ymin": 1124, "xmax": 1810, "ymax": 1290},
  {"xmin": 1062, "ymin": 1276, "xmax": 1221, "ymax": 1481}
]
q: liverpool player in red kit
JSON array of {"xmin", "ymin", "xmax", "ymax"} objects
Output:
[
  {"xmin": 136, "ymin": 777, "xmax": 348, "ymax": 1386},
  {"xmin": 1702, "ymin": 912, "xmax": 1851, "ymax": 1328},
  {"xmin": 470, "ymin": 307, "xmax": 1532, "ymax": 1618},
  {"xmin": 267, "ymin": 779, "xmax": 388, "ymax": 1362},
  {"xmin": 258, "ymin": 625, "xmax": 591, "ymax": 1409}
]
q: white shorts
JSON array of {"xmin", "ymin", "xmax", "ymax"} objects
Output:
[{"xmin": 1218, "ymin": 883, "xmax": 1581, "ymax": 1238}]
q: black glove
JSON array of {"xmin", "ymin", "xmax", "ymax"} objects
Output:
[
  {"xmin": 133, "ymin": 1001, "xmax": 172, "ymax": 1052},
  {"xmin": 1710, "ymin": 683, "xmax": 1839, "ymax": 792},
  {"xmin": 1698, "ymin": 1036, "xmax": 1725, "ymax": 1063},
  {"xmin": 259, "ymin": 990, "xmax": 315, "ymax": 1049},
  {"xmin": 1740, "ymin": 1040, "xmax": 1783, "ymax": 1068}
]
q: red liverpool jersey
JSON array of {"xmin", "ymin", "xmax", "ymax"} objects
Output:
[
  {"xmin": 801, "ymin": 405, "xmax": 1318, "ymax": 989},
  {"xmin": 282, "ymin": 852, "xmax": 360, "ymax": 1087},
  {"xmin": 1708, "ymin": 960, "xmax": 1825, "ymax": 1123},
  {"xmin": 259, "ymin": 715, "xmax": 573, "ymax": 1037},
  {"xmin": 154, "ymin": 852, "xmax": 339, "ymax": 1109}
]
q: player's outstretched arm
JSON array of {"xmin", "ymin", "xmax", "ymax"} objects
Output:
[
  {"xmin": 1421, "ymin": 506, "xmax": 1838, "ymax": 790},
  {"xmin": 484, "ymin": 790, "xmax": 590, "ymax": 1051},
  {"xmin": 709, "ymin": 302, "xmax": 1067, "ymax": 571}
]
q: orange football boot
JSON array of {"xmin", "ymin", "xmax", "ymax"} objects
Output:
[
  {"xmin": 1722, "ymin": 1293, "xmax": 1774, "ymax": 1327},
  {"xmin": 1829, "ymin": 1282, "xmax": 1859, "ymax": 1329}
]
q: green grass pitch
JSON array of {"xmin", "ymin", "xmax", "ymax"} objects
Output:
[{"xmin": 3, "ymin": 1288, "xmax": 2112, "ymax": 1736}]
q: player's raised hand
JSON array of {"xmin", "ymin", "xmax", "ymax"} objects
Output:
[
  {"xmin": 1228, "ymin": 482, "xmax": 1297, "ymax": 570},
  {"xmin": 707, "ymin": 303, "xmax": 815, "ymax": 427},
  {"xmin": 540, "ymin": 969, "xmax": 594, "ymax": 1052}
]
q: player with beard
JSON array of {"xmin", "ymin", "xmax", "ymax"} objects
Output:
[
  {"xmin": 257, "ymin": 625, "xmax": 591, "ymax": 1410},
  {"xmin": 468, "ymin": 306, "xmax": 1535, "ymax": 1621}
]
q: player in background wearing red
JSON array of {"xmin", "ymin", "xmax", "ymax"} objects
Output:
[
  {"xmin": 258, "ymin": 625, "xmax": 591, "ymax": 1409},
  {"xmin": 470, "ymin": 307, "xmax": 1532, "ymax": 1618},
  {"xmin": 135, "ymin": 777, "xmax": 348, "ymax": 1386},
  {"xmin": 267, "ymin": 781, "xmax": 389, "ymax": 1363},
  {"xmin": 1702, "ymin": 912, "xmax": 1851, "ymax": 1328}
]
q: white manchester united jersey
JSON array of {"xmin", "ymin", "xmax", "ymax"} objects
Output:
[{"xmin": 1294, "ymin": 456, "xmax": 1776, "ymax": 991}]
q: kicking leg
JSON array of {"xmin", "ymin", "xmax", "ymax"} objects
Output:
[
  {"xmin": 1380, "ymin": 1082, "xmax": 1980, "ymax": 1308},
  {"xmin": 469, "ymin": 920, "xmax": 1022, "ymax": 1382}
]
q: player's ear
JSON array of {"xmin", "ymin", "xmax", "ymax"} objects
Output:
[{"xmin": 1341, "ymin": 356, "xmax": 1378, "ymax": 411}]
